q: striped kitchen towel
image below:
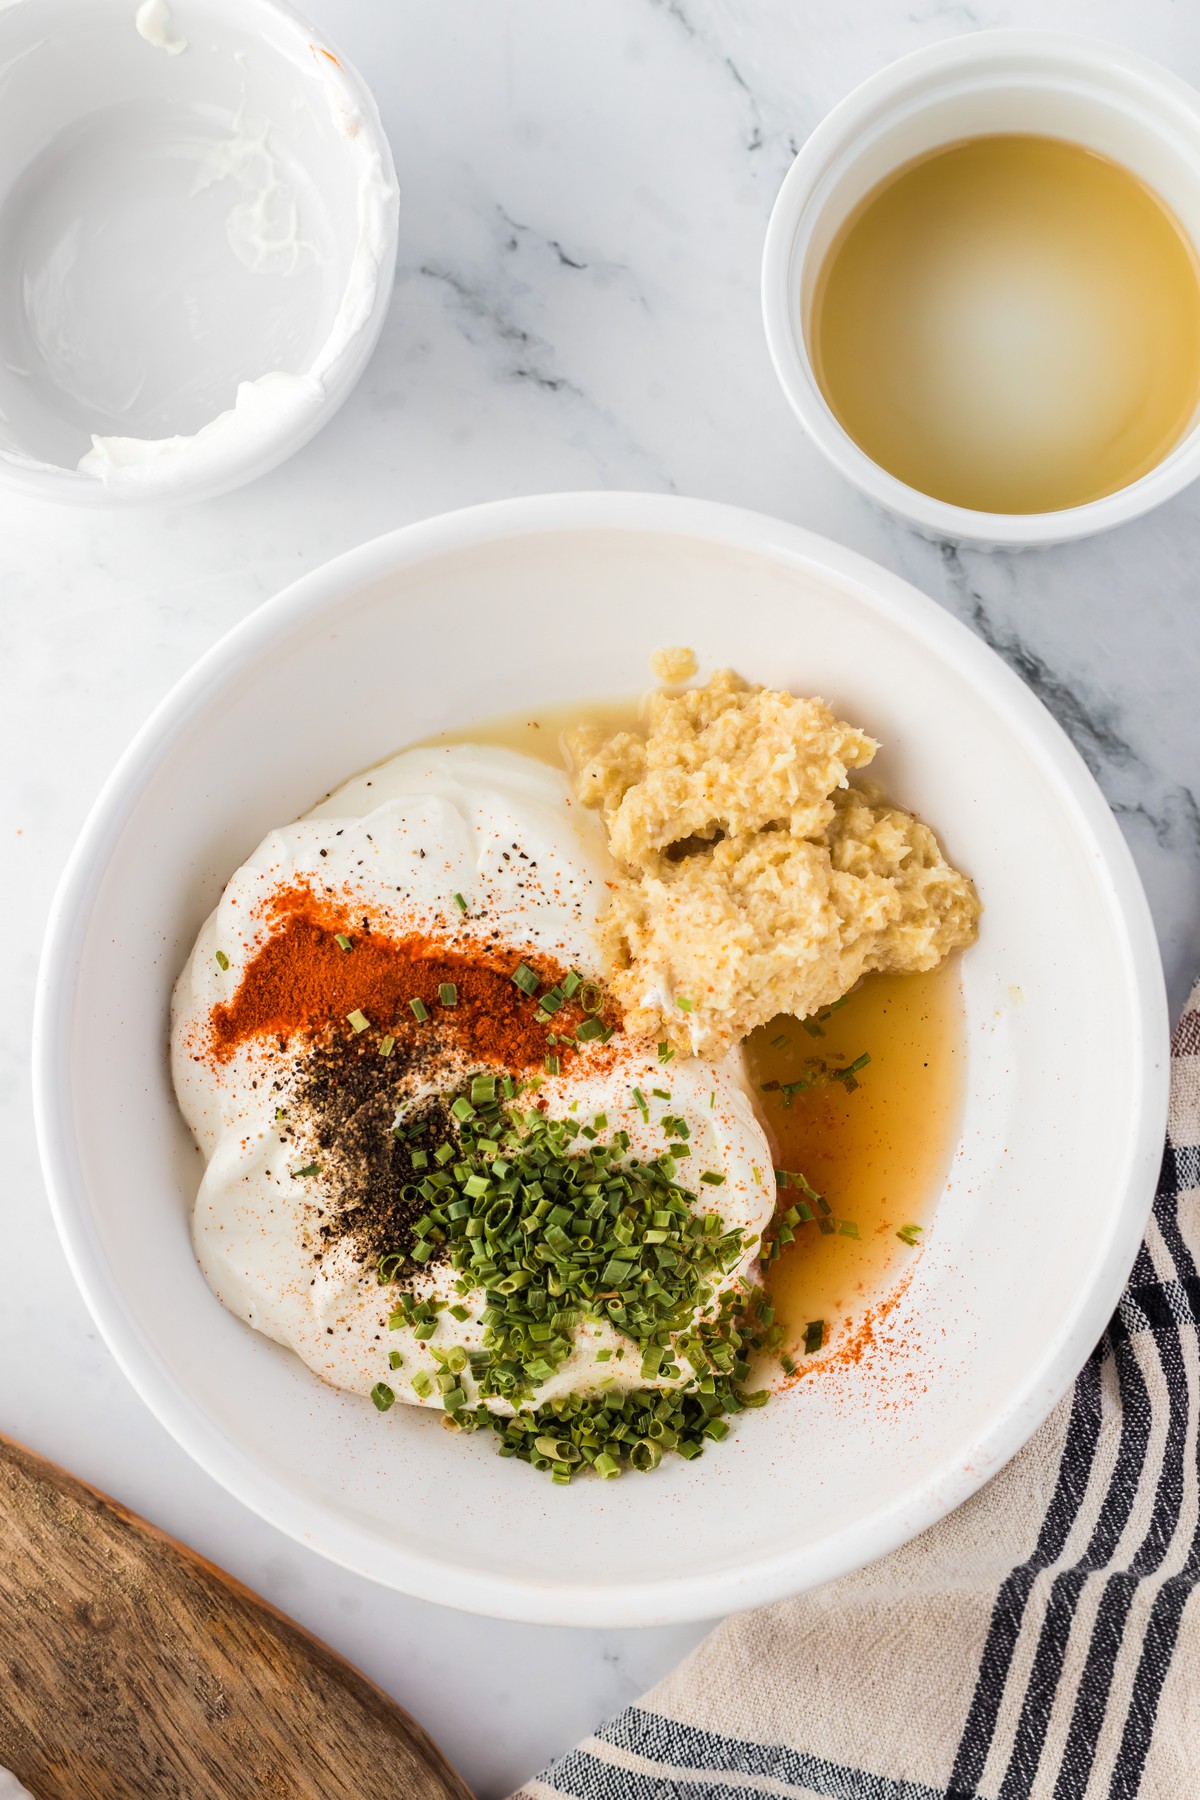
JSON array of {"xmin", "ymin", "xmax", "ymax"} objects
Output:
[{"xmin": 518, "ymin": 980, "xmax": 1200, "ymax": 1800}]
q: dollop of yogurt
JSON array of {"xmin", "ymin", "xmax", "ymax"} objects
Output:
[
  {"xmin": 172, "ymin": 745, "xmax": 775, "ymax": 1416},
  {"xmin": 135, "ymin": 0, "xmax": 187, "ymax": 56}
]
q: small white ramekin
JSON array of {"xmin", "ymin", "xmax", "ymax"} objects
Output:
[
  {"xmin": 762, "ymin": 31, "xmax": 1200, "ymax": 548},
  {"xmin": 0, "ymin": 0, "xmax": 398, "ymax": 507}
]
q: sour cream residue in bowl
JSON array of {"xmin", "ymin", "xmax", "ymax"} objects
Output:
[{"xmin": 0, "ymin": 0, "xmax": 398, "ymax": 505}]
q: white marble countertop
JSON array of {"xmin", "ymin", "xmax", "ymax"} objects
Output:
[{"xmin": 5, "ymin": 1, "xmax": 1200, "ymax": 1792}]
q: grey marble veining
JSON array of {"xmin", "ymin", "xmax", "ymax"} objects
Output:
[{"xmin": 3, "ymin": 1, "xmax": 1199, "ymax": 1792}]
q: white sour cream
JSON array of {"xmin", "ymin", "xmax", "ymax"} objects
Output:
[{"xmin": 172, "ymin": 745, "xmax": 775, "ymax": 1417}]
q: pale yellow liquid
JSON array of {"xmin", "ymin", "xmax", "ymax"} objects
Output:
[
  {"xmin": 744, "ymin": 965, "xmax": 965, "ymax": 1356},
  {"xmin": 811, "ymin": 134, "xmax": 1200, "ymax": 514}
]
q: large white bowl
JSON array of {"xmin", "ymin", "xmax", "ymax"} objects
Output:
[{"xmin": 33, "ymin": 494, "xmax": 1168, "ymax": 1626}]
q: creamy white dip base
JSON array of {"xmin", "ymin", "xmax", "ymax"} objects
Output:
[{"xmin": 172, "ymin": 745, "xmax": 776, "ymax": 1418}]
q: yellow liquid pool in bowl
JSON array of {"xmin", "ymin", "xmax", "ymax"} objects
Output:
[{"xmin": 810, "ymin": 134, "xmax": 1200, "ymax": 515}]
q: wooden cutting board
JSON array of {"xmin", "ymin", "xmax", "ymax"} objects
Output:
[{"xmin": 0, "ymin": 1433, "xmax": 472, "ymax": 1800}]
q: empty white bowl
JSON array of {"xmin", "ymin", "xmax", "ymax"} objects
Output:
[
  {"xmin": 0, "ymin": 0, "xmax": 398, "ymax": 505},
  {"xmin": 763, "ymin": 32, "xmax": 1200, "ymax": 547},
  {"xmin": 33, "ymin": 494, "xmax": 1167, "ymax": 1624}
]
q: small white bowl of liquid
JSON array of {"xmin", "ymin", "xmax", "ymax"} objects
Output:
[
  {"xmin": 0, "ymin": 0, "xmax": 398, "ymax": 506},
  {"xmin": 762, "ymin": 32, "xmax": 1200, "ymax": 547}
]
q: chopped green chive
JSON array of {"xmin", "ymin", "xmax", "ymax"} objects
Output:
[
  {"xmin": 362, "ymin": 1084, "xmax": 773, "ymax": 1479},
  {"xmin": 700, "ymin": 1171, "xmax": 725, "ymax": 1186},
  {"xmin": 546, "ymin": 1053, "xmax": 561, "ymax": 1075},
  {"xmin": 838, "ymin": 1219, "xmax": 860, "ymax": 1239},
  {"xmin": 388, "ymin": 1351, "xmax": 403, "ymax": 1370},
  {"xmin": 897, "ymin": 1223, "xmax": 924, "ymax": 1246},
  {"xmin": 780, "ymin": 1354, "xmax": 797, "ymax": 1377},
  {"xmin": 379, "ymin": 1034, "xmax": 395, "ymax": 1058},
  {"xmin": 214, "ymin": 949, "xmax": 230, "ymax": 971},
  {"xmin": 562, "ymin": 971, "xmax": 582, "ymax": 997},
  {"xmin": 770, "ymin": 1031, "xmax": 789, "ymax": 1049},
  {"xmin": 802, "ymin": 996, "xmax": 851, "ymax": 1037},
  {"xmin": 511, "ymin": 961, "xmax": 539, "ymax": 996},
  {"xmin": 409, "ymin": 996, "xmax": 429, "ymax": 1022},
  {"xmin": 291, "ymin": 1162, "xmax": 319, "ymax": 1179},
  {"xmin": 335, "ymin": 932, "xmax": 353, "ymax": 952},
  {"xmin": 803, "ymin": 1319, "xmax": 825, "ymax": 1356},
  {"xmin": 347, "ymin": 1009, "xmax": 369, "ymax": 1033},
  {"xmin": 453, "ymin": 892, "xmax": 468, "ymax": 915},
  {"xmin": 370, "ymin": 1381, "xmax": 395, "ymax": 1411},
  {"xmin": 575, "ymin": 1017, "xmax": 607, "ymax": 1042},
  {"xmin": 579, "ymin": 983, "xmax": 604, "ymax": 1015},
  {"xmin": 657, "ymin": 1041, "xmax": 675, "ymax": 1064},
  {"xmin": 676, "ymin": 996, "xmax": 694, "ymax": 1013},
  {"xmin": 439, "ymin": 982, "xmax": 458, "ymax": 1007},
  {"xmin": 835, "ymin": 1052, "xmax": 871, "ymax": 1092}
]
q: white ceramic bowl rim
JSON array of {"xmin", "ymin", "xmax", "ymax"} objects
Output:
[
  {"xmin": 762, "ymin": 29, "xmax": 1200, "ymax": 547},
  {"xmin": 33, "ymin": 493, "xmax": 1168, "ymax": 1625}
]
